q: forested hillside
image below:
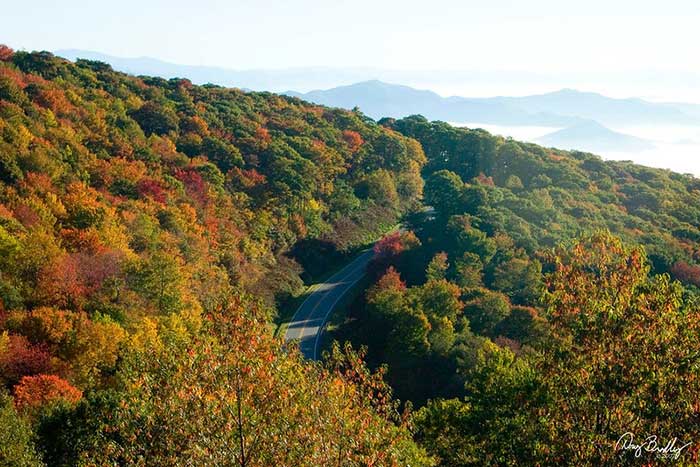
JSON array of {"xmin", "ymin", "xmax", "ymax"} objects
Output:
[
  {"xmin": 3, "ymin": 44, "xmax": 700, "ymax": 466},
  {"xmin": 0, "ymin": 47, "xmax": 432, "ymax": 465},
  {"xmin": 331, "ymin": 115, "xmax": 700, "ymax": 465}
]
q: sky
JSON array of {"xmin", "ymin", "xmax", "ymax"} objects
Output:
[{"xmin": 4, "ymin": 0, "xmax": 700, "ymax": 101}]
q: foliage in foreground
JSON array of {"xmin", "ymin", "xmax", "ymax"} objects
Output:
[
  {"xmin": 361, "ymin": 232, "xmax": 700, "ymax": 466},
  {"xmin": 0, "ymin": 46, "xmax": 429, "ymax": 465},
  {"xmin": 336, "ymin": 114, "xmax": 700, "ymax": 465},
  {"xmin": 32, "ymin": 302, "xmax": 431, "ymax": 466}
]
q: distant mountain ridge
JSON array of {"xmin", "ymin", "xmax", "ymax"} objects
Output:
[
  {"xmin": 55, "ymin": 49, "xmax": 386, "ymax": 93},
  {"xmin": 536, "ymin": 120, "xmax": 655, "ymax": 153},
  {"xmin": 664, "ymin": 102, "xmax": 700, "ymax": 120},
  {"xmin": 491, "ymin": 88, "xmax": 695, "ymax": 125},
  {"xmin": 56, "ymin": 49, "xmax": 700, "ymax": 130},
  {"xmin": 289, "ymin": 81, "xmax": 700, "ymax": 127},
  {"xmin": 56, "ymin": 49, "xmax": 700, "ymax": 152},
  {"xmin": 285, "ymin": 81, "xmax": 582, "ymax": 127}
]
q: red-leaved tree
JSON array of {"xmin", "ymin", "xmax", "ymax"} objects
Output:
[
  {"xmin": 13, "ymin": 374, "xmax": 82, "ymax": 413},
  {"xmin": 0, "ymin": 44, "xmax": 13, "ymax": 62}
]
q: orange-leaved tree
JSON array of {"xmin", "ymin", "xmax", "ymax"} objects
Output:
[
  {"xmin": 539, "ymin": 232, "xmax": 700, "ymax": 465},
  {"xmin": 44, "ymin": 298, "xmax": 433, "ymax": 467},
  {"xmin": 14, "ymin": 374, "xmax": 82, "ymax": 414}
]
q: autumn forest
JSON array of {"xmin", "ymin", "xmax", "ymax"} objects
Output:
[{"xmin": 2, "ymin": 46, "xmax": 700, "ymax": 466}]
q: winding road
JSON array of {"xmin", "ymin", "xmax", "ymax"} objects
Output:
[{"xmin": 284, "ymin": 248, "xmax": 374, "ymax": 360}]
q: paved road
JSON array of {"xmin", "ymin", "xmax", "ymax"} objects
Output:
[{"xmin": 284, "ymin": 248, "xmax": 374, "ymax": 360}]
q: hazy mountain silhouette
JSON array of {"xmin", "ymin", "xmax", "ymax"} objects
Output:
[
  {"xmin": 493, "ymin": 88, "xmax": 695, "ymax": 125},
  {"xmin": 285, "ymin": 81, "xmax": 580, "ymax": 126},
  {"xmin": 290, "ymin": 81, "xmax": 699, "ymax": 127},
  {"xmin": 56, "ymin": 50, "xmax": 700, "ymax": 128},
  {"xmin": 536, "ymin": 120, "xmax": 655, "ymax": 153},
  {"xmin": 55, "ymin": 49, "xmax": 388, "ymax": 92},
  {"xmin": 664, "ymin": 102, "xmax": 700, "ymax": 120}
]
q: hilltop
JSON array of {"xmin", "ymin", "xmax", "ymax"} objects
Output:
[
  {"xmin": 0, "ymin": 48, "xmax": 430, "ymax": 465},
  {"xmin": 536, "ymin": 119, "xmax": 654, "ymax": 152},
  {"xmin": 290, "ymin": 80, "xmax": 699, "ymax": 127},
  {"xmin": 3, "ymin": 47, "xmax": 700, "ymax": 466}
]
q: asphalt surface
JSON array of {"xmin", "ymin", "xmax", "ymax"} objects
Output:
[{"xmin": 284, "ymin": 248, "xmax": 374, "ymax": 360}]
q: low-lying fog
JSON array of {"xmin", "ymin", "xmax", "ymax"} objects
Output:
[{"xmin": 455, "ymin": 123, "xmax": 700, "ymax": 177}]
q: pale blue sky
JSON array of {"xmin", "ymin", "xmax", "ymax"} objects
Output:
[{"xmin": 5, "ymin": 1, "xmax": 700, "ymax": 100}]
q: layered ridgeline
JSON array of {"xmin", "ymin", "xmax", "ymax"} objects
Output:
[
  {"xmin": 332, "ymin": 115, "xmax": 700, "ymax": 465},
  {"xmin": 4, "ymin": 46, "xmax": 700, "ymax": 467},
  {"xmin": 0, "ymin": 48, "xmax": 432, "ymax": 465}
]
